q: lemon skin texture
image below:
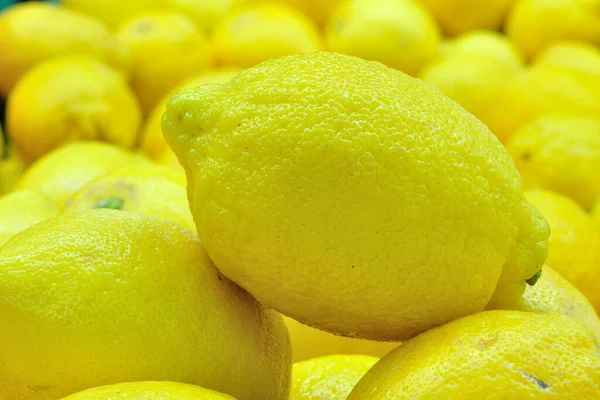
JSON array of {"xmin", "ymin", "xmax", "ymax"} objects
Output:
[
  {"xmin": 506, "ymin": 0, "xmax": 600, "ymax": 59},
  {"xmin": 348, "ymin": 310, "xmax": 600, "ymax": 399},
  {"xmin": 519, "ymin": 266, "xmax": 600, "ymax": 340},
  {"xmin": 163, "ymin": 51, "xmax": 549, "ymax": 341},
  {"xmin": 0, "ymin": 2, "xmax": 128, "ymax": 96},
  {"xmin": 7, "ymin": 56, "xmax": 142, "ymax": 163},
  {"xmin": 525, "ymin": 189, "xmax": 600, "ymax": 312},
  {"xmin": 116, "ymin": 12, "xmax": 214, "ymax": 115},
  {"xmin": 212, "ymin": 3, "xmax": 322, "ymax": 68},
  {"xmin": 0, "ymin": 210, "xmax": 291, "ymax": 400},
  {"xmin": 291, "ymin": 355, "xmax": 378, "ymax": 400},
  {"xmin": 420, "ymin": 0, "xmax": 514, "ymax": 36},
  {"xmin": 17, "ymin": 142, "xmax": 150, "ymax": 206},
  {"xmin": 284, "ymin": 316, "xmax": 399, "ymax": 362},
  {"xmin": 63, "ymin": 164, "xmax": 195, "ymax": 231},
  {"xmin": 507, "ymin": 115, "xmax": 600, "ymax": 209},
  {"xmin": 325, "ymin": 0, "xmax": 440, "ymax": 76},
  {"xmin": 142, "ymin": 68, "xmax": 242, "ymax": 159},
  {"xmin": 0, "ymin": 190, "xmax": 59, "ymax": 247},
  {"xmin": 60, "ymin": 381, "xmax": 235, "ymax": 400}
]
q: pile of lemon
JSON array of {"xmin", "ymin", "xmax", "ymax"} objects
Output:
[{"xmin": 1, "ymin": 0, "xmax": 600, "ymax": 399}]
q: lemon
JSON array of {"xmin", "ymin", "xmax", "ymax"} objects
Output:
[
  {"xmin": 534, "ymin": 40, "xmax": 600, "ymax": 78},
  {"xmin": 63, "ymin": 165, "xmax": 195, "ymax": 231},
  {"xmin": 17, "ymin": 142, "xmax": 150, "ymax": 206},
  {"xmin": 163, "ymin": 51, "xmax": 549, "ymax": 340},
  {"xmin": 439, "ymin": 30, "xmax": 525, "ymax": 71},
  {"xmin": 164, "ymin": 0, "xmax": 249, "ymax": 32},
  {"xmin": 262, "ymin": 0, "xmax": 342, "ymax": 27},
  {"xmin": 0, "ymin": 2, "xmax": 128, "ymax": 96},
  {"xmin": 519, "ymin": 266, "xmax": 600, "ymax": 339},
  {"xmin": 419, "ymin": 0, "xmax": 514, "ymax": 36},
  {"xmin": 507, "ymin": 0, "xmax": 600, "ymax": 59},
  {"xmin": 284, "ymin": 316, "xmax": 398, "ymax": 362},
  {"xmin": 116, "ymin": 12, "xmax": 213, "ymax": 114},
  {"xmin": 61, "ymin": 381, "xmax": 235, "ymax": 400},
  {"xmin": 0, "ymin": 190, "xmax": 58, "ymax": 247},
  {"xmin": 485, "ymin": 65, "xmax": 600, "ymax": 143},
  {"xmin": 61, "ymin": 0, "xmax": 165, "ymax": 30},
  {"xmin": 142, "ymin": 68, "xmax": 242, "ymax": 159},
  {"xmin": 0, "ymin": 145, "xmax": 25, "ymax": 196},
  {"xmin": 7, "ymin": 56, "xmax": 141, "ymax": 162},
  {"xmin": 291, "ymin": 355, "xmax": 378, "ymax": 400},
  {"xmin": 525, "ymin": 189, "xmax": 600, "ymax": 312},
  {"xmin": 158, "ymin": 149, "xmax": 186, "ymax": 174},
  {"xmin": 420, "ymin": 55, "xmax": 521, "ymax": 128},
  {"xmin": 325, "ymin": 0, "xmax": 440, "ymax": 76},
  {"xmin": 212, "ymin": 3, "xmax": 321, "ymax": 68},
  {"xmin": 506, "ymin": 115, "xmax": 600, "ymax": 209},
  {"xmin": 0, "ymin": 210, "xmax": 291, "ymax": 400},
  {"xmin": 348, "ymin": 310, "xmax": 600, "ymax": 399}
]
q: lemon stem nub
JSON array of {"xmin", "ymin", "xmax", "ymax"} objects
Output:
[
  {"xmin": 526, "ymin": 268, "xmax": 543, "ymax": 286},
  {"xmin": 93, "ymin": 197, "xmax": 124, "ymax": 210}
]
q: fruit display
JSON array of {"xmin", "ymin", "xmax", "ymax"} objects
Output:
[{"xmin": 0, "ymin": 0, "xmax": 599, "ymax": 399}]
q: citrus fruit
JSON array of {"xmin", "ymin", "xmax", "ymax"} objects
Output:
[
  {"xmin": 158, "ymin": 149, "xmax": 186, "ymax": 174},
  {"xmin": 0, "ymin": 2, "xmax": 128, "ymax": 96},
  {"xmin": 164, "ymin": 0, "xmax": 249, "ymax": 32},
  {"xmin": 348, "ymin": 311, "xmax": 600, "ymax": 399},
  {"xmin": 0, "ymin": 210, "xmax": 291, "ymax": 400},
  {"xmin": 519, "ymin": 266, "xmax": 600, "ymax": 339},
  {"xmin": 7, "ymin": 56, "xmax": 141, "ymax": 162},
  {"xmin": 60, "ymin": 381, "xmax": 235, "ymax": 400},
  {"xmin": 284, "ymin": 316, "xmax": 398, "ymax": 362},
  {"xmin": 525, "ymin": 189, "xmax": 600, "ymax": 311},
  {"xmin": 263, "ymin": 0, "xmax": 343, "ymax": 27},
  {"xmin": 291, "ymin": 355, "xmax": 378, "ymax": 400},
  {"xmin": 61, "ymin": 0, "xmax": 165, "ymax": 30},
  {"xmin": 63, "ymin": 164, "xmax": 195, "ymax": 231},
  {"xmin": 325, "ymin": 0, "xmax": 440, "ymax": 76},
  {"xmin": 419, "ymin": 0, "xmax": 514, "ymax": 36},
  {"xmin": 0, "ymin": 144, "xmax": 25, "ymax": 196},
  {"xmin": 506, "ymin": 114, "xmax": 600, "ymax": 209},
  {"xmin": 534, "ymin": 40, "xmax": 600, "ymax": 78},
  {"xmin": 116, "ymin": 11, "xmax": 213, "ymax": 114},
  {"xmin": 212, "ymin": 3, "xmax": 321, "ymax": 68},
  {"xmin": 0, "ymin": 190, "xmax": 58, "ymax": 246},
  {"xmin": 17, "ymin": 142, "xmax": 150, "ymax": 206},
  {"xmin": 163, "ymin": 51, "xmax": 549, "ymax": 340},
  {"xmin": 485, "ymin": 65, "xmax": 600, "ymax": 142},
  {"xmin": 142, "ymin": 68, "xmax": 242, "ymax": 159}
]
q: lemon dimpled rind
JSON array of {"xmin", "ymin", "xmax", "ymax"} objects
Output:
[{"xmin": 163, "ymin": 51, "xmax": 549, "ymax": 341}]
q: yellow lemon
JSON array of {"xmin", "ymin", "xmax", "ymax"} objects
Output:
[
  {"xmin": 325, "ymin": 0, "xmax": 440, "ymax": 76},
  {"xmin": 0, "ymin": 144, "xmax": 26, "ymax": 196},
  {"xmin": 348, "ymin": 311, "xmax": 600, "ymax": 399},
  {"xmin": 534, "ymin": 40, "xmax": 600, "ymax": 78},
  {"xmin": 506, "ymin": 0, "xmax": 600, "ymax": 59},
  {"xmin": 284, "ymin": 316, "xmax": 398, "ymax": 362},
  {"xmin": 61, "ymin": 0, "xmax": 165, "ymax": 30},
  {"xmin": 525, "ymin": 189, "xmax": 600, "ymax": 311},
  {"xmin": 507, "ymin": 115, "xmax": 600, "ymax": 209},
  {"xmin": 164, "ymin": 0, "xmax": 249, "ymax": 32},
  {"xmin": 439, "ymin": 30, "xmax": 525, "ymax": 70},
  {"xmin": 212, "ymin": 3, "xmax": 321, "ymax": 68},
  {"xmin": 0, "ymin": 2, "xmax": 128, "ymax": 96},
  {"xmin": 142, "ymin": 68, "xmax": 242, "ymax": 159},
  {"xmin": 291, "ymin": 355, "xmax": 378, "ymax": 400},
  {"xmin": 60, "ymin": 381, "xmax": 235, "ymax": 400},
  {"xmin": 262, "ymin": 0, "xmax": 343, "ymax": 27},
  {"xmin": 158, "ymin": 149, "xmax": 186, "ymax": 175},
  {"xmin": 519, "ymin": 266, "xmax": 600, "ymax": 339},
  {"xmin": 420, "ymin": 55, "xmax": 521, "ymax": 128},
  {"xmin": 116, "ymin": 11, "xmax": 213, "ymax": 114},
  {"xmin": 163, "ymin": 51, "xmax": 549, "ymax": 340},
  {"xmin": 0, "ymin": 210, "xmax": 291, "ymax": 400},
  {"xmin": 63, "ymin": 164, "xmax": 195, "ymax": 231},
  {"xmin": 0, "ymin": 190, "xmax": 58, "ymax": 247},
  {"xmin": 485, "ymin": 65, "xmax": 600, "ymax": 143},
  {"xmin": 7, "ymin": 56, "xmax": 141, "ymax": 162},
  {"xmin": 17, "ymin": 142, "xmax": 150, "ymax": 206},
  {"xmin": 419, "ymin": 0, "xmax": 514, "ymax": 36}
]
